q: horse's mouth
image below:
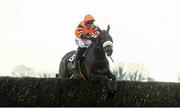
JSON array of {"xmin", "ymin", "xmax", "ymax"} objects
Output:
[
  {"xmin": 106, "ymin": 49, "xmax": 113, "ymax": 56},
  {"xmin": 104, "ymin": 45, "xmax": 113, "ymax": 56}
]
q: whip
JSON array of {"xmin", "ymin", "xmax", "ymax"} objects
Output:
[{"xmin": 110, "ymin": 56, "xmax": 114, "ymax": 63}]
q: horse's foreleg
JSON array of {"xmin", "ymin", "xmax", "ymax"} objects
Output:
[
  {"xmin": 107, "ymin": 72, "xmax": 117, "ymax": 93},
  {"xmin": 89, "ymin": 74, "xmax": 112, "ymax": 92},
  {"xmin": 111, "ymin": 74, "xmax": 117, "ymax": 93}
]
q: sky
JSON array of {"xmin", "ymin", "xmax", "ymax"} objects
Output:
[{"xmin": 0, "ymin": 0, "xmax": 179, "ymax": 82}]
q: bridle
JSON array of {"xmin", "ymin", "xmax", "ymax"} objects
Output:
[
  {"xmin": 90, "ymin": 34, "xmax": 114, "ymax": 63},
  {"xmin": 91, "ymin": 41, "xmax": 102, "ymax": 50}
]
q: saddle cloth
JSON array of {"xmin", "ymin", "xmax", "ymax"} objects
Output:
[{"xmin": 67, "ymin": 50, "xmax": 87, "ymax": 64}]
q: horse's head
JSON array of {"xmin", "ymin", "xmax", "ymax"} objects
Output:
[{"xmin": 94, "ymin": 25, "xmax": 113, "ymax": 56}]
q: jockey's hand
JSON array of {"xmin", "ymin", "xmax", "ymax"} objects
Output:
[
  {"xmin": 89, "ymin": 34, "xmax": 97, "ymax": 42},
  {"xmin": 94, "ymin": 31, "xmax": 100, "ymax": 36},
  {"xmin": 80, "ymin": 34, "xmax": 89, "ymax": 39},
  {"xmin": 91, "ymin": 33, "xmax": 98, "ymax": 38},
  {"xmin": 90, "ymin": 31, "xmax": 100, "ymax": 41}
]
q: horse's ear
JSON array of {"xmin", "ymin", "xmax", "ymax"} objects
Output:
[{"xmin": 107, "ymin": 25, "xmax": 110, "ymax": 33}]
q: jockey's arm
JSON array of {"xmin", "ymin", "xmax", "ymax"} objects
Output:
[
  {"xmin": 80, "ymin": 33, "xmax": 89, "ymax": 39},
  {"xmin": 75, "ymin": 24, "xmax": 85, "ymax": 38},
  {"xmin": 92, "ymin": 25, "xmax": 100, "ymax": 36}
]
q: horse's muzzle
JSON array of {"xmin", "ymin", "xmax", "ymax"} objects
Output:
[{"xmin": 104, "ymin": 45, "xmax": 113, "ymax": 56}]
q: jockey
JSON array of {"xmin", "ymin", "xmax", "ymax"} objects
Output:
[{"xmin": 72, "ymin": 14, "xmax": 101, "ymax": 70}]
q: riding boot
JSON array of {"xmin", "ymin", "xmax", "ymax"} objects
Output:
[{"xmin": 72, "ymin": 47, "xmax": 86, "ymax": 70}]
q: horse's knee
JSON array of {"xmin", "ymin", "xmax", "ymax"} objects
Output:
[
  {"xmin": 111, "ymin": 74, "xmax": 116, "ymax": 80},
  {"xmin": 101, "ymin": 75, "xmax": 109, "ymax": 82},
  {"xmin": 90, "ymin": 75, "xmax": 108, "ymax": 82}
]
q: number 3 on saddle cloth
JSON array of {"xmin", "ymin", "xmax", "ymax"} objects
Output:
[{"xmin": 67, "ymin": 50, "xmax": 87, "ymax": 66}]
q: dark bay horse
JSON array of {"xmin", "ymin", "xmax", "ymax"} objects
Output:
[{"xmin": 59, "ymin": 25, "xmax": 117, "ymax": 98}]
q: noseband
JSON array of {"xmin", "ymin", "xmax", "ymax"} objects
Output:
[{"xmin": 103, "ymin": 41, "xmax": 113, "ymax": 48}]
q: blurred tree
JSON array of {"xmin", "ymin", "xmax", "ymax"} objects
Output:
[
  {"xmin": 127, "ymin": 70, "xmax": 146, "ymax": 81},
  {"xmin": 11, "ymin": 65, "xmax": 56, "ymax": 78},
  {"xmin": 124, "ymin": 63, "xmax": 149, "ymax": 81},
  {"xmin": 37, "ymin": 70, "xmax": 56, "ymax": 78},
  {"xmin": 112, "ymin": 67, "xmax": 126, "ymax": 80},
  {"xmin": 147, "ymin": 77, "xmax": 155, "ymax": 81},
  {"xmin": 113, "ymin": 62, "xmax": 151, "ymax": 81},
  {"xmin": 12, "ymin": 65, "xmax": 35, "ymax": 77}
]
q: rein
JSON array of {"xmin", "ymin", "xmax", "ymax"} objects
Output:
[
  {"xmin": 91, "ymin": 41, "xmax": 102, "ymax": 50},
  {"xmin": 78, "ymin": 60, "xmax": 87, "ymax": 81}
]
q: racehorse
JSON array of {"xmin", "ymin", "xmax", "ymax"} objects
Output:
[{"xmin": 59, "ymin": 25, "xmax": 117, "ymax": 98}]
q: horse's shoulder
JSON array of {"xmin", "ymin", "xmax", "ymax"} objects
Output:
[{"xmin": 85, "ymin": 46, "xmax": 93, "ymax": 56}]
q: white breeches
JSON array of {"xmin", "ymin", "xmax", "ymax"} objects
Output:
[{"xmin": 75, "ymin": 37, "xmax": 92, "ymax": 48}]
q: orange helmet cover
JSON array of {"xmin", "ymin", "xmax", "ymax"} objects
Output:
[{"xmin": 84, "ymin": 14, "xmax": 95, "ymax": 24}]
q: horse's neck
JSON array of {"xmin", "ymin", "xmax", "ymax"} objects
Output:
[
  {"xmin": 86, "ymin": 43, "xmax": 107, "ymax": 61},
  {"xmin": 93, "ymin": 47, "xmax": 107, "ymax": 61}
]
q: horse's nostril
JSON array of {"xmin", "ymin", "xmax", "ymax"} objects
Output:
[
  {"xmin": 106, "ymin": 50, "xmax": 113, "ymax": 56},
  {"xmin": 103, "ymin": 47, "xmax": 108, "ymax": 52},
  {"xmin": 104, "ymin": 48, "xmax": 107, "ymax": 52}
]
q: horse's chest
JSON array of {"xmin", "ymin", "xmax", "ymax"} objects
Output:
[
  {"xmin": 91, "ymin": 62, "xmax": 109, "ymax": 74},
  {"xmin": 95, "ymin": 68, "xmax": 109, "ymax": 74}
]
